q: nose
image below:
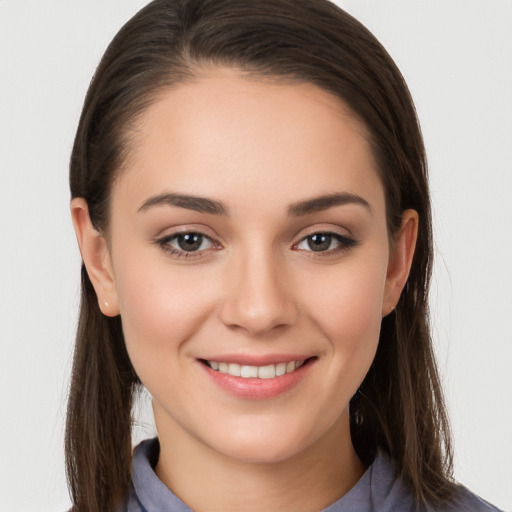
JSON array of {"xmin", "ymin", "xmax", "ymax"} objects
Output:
[{"xmin": 218, "ymin": 247, "xmax": 298, "ymax": 336}]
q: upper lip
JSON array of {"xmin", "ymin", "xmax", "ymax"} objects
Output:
[{"xmin": 199, "ymin": 353, "xmax": 315, "ymax": 366}]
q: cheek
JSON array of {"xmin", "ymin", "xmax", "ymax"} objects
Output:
[
  {"xmin": 301, "ymin": 255, "xmax": 387, "ymax": 386},
  {"xmin": 307, "ymin": 256, "xmax": 386, "ymax": 336},
  {"xmin": 112, "ymin": 250, "xmax": 217, "ymax": 374}
]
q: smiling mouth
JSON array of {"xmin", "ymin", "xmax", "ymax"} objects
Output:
[{"xmin": 202, "ymin": 358, "xmax": 315, "ymax": 379}]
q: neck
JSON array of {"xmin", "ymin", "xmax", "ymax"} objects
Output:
[{"xmin": 154, "ymin": 407, "xmax": 365, "ymax": 512}]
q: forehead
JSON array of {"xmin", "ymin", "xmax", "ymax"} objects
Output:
[{"xmin": 114, "ymin": 68, "xmax": 385, "ymax": 218}]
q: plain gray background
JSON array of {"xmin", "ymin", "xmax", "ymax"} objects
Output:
[{"xmin": 1, "ymin": 1, "xmax": 511, "ymax": 510}]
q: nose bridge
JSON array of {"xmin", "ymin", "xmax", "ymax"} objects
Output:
[{"xmin": 219, "ymin": 241, "xmax": 297, "ymax": 335}]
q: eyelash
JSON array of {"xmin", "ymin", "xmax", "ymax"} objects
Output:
[
  {"xmin": 155, "ymin": 230, "xmax": 358, "ymax": 260},
  {"xmin": 293, "ymin": 232, "xmax": 359, "ymax": 255},
  {"xmin": 155, "ymin": 232, "xmax": 220, "ymax": 260}
]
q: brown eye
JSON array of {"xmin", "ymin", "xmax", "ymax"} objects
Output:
[
  {"xmin": 160, "ymin": 232, "xmax": 215, "ymax": 254},
  {"xmin": 295, "ymin": 232, "xmax": 358, "ymax": 254},
  {"xmin": 176, "ymin": 233, "xmax": 204, "ymax": 252},
  {"xmin": 307, "ymin": 234, "xmax": 333, "ymax": 252}
]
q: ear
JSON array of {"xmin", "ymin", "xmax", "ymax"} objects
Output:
[
  {"xmin": 70, "ymin": 198, "xmax": 120, "ymax": 317},
  {"xmin": 382, "ymin": 209, "xmax": 419, "ymax": 317}
]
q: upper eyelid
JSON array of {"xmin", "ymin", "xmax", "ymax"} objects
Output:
[
  {"xmin": 293, "ymin": 232, "xmax": 355, "ymax": 249},
  {"xmin": 157, "ymin": 231, "xmax": 220, "ymax": 250},
  {"xmin": 298, "ymin": 231, "xmax": 351, "ymax": 241},
  {"xmin": 154, "ymin": 225, "xmax": 221, "ymax": 243},
  {"xmin": 292, "ymin": 225, "xmax": 354, "ymax": 242}
]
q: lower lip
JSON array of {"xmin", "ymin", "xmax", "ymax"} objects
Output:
[{"xmin": 199, "ymin": 360, "xmax": 314, "ymax": 400}]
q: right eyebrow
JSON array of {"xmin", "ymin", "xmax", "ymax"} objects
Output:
[
  {"xmin": 287, "ymin": 192, "xmax": 372, "ymax": 216},
  {"xmin": 137, "ymin": 193, "xmax": 229, "ymax": 216}
]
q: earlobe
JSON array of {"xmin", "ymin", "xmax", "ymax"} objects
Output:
[
  {"xmin": 382, "ymin": 209, "xmax": 419, "ymax": 317},
  {"xmin": 70, "ymin": 198, "xmax": 120, "ymax": 317}
]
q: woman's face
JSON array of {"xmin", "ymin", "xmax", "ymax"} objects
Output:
[{"xmin": 95, "ymin": 69, "xmax": 408, "ymax": 463}]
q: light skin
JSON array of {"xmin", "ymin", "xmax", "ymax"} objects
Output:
[{"xmin": 72, "ymin": 69, "xmax": 418, "ymax": 512}]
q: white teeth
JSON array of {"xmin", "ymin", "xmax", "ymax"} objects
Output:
[
  {"xmin": 207, "ymin": 360, "xmax": 306, "ymax": 378},
  {"xmin": 228, "ymin": 363, "xmax": 241, "ymax": 377},
  {"xmin": 286, "ymin": 361, "xmax": 296, "ymax": 373},
  {"xmin": 275, "ymin": 363, "xmax": 287, "ymax": 376},
  {"xmin": 258, "ymin": 364, "xmax": 276, "ymax": 379},
  {"xmin": 240, "ymin": 365, "xmax": 258, "ymax": 378}
]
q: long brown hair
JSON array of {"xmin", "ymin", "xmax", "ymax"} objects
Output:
[{"xmin": 66, "ymin": 1, "xmax": 455, "ymax": 510}]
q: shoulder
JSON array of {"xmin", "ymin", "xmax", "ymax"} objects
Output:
[
  {"xmin": 370, "ymin": 453, "xmax": 504, "ymax": 512},
  {"xmin": 439, "ymin": 485, "xmax": 504, "ymax": 512},
  {"xmin": 326, "ymin": 452, "xmax": 504, "ymax": 512},
  {"xmin": 375, "ymin": 452, "xmax": 505, "ymax": 512}
]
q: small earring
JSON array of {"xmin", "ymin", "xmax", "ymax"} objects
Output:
[{"xmin": 104, "ymin": 301, "xmax": 109, "ymax": 307}]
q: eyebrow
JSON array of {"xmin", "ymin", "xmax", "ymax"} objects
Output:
[
  {"xmin": 137, "ymin": 191, "xmax": 371, "ymax": 217},
  {"xmin": 287, "ymin": 193, "xmax": 371, "ymax": 216},
  {"xmin": 138, "ymin": 193, "xmax": 228, "ymax": 215}
]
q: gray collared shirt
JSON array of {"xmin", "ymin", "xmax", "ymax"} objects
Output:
[{"xmin": 120, "ymin": 438, "xmax": 502, "ymax": 512}]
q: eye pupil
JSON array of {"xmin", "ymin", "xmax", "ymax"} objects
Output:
[
  {"xmin": 177, "ymin": 233, "xmax": 202, "ymax": 251},
  {"xmin": 307, "ymin": 234, "xmax": 331, "ymax": 252}
]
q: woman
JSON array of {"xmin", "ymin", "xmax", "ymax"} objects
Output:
[{"xmin": 66, "ymin": 0, "xmax": 502, "ymax": 511}]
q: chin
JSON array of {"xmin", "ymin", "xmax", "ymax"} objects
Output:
[
  {"xmin": 204, "ymin": 420, "xmax": 319, "ymax": 464},
  {"xmin": 219, "ymin": 439, "xmax": 304, "ymax": 464}
]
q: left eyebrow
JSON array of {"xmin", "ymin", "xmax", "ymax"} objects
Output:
[
  {"xmin": 137, "ymin": 193, "xmax": 229, "ymax": 215},
  {"xmin": 287, "ymin": 193, "xmax": 372, "ymax": 216}
]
